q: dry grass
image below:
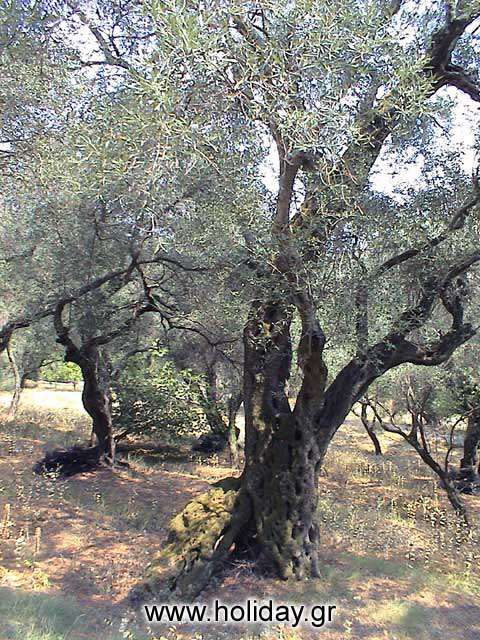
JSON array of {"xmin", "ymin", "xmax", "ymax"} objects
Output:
[
  {"xmin": 0, "ymin": 387, "xmax": 85, "ymax": 414},
  {"xmin": 0, "ymin": 391, "xmax": 479, "ymax": 640}
]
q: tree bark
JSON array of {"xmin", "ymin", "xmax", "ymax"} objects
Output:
[
  {"xmin": 242, "ymin": 411, "xmax": 325, "ymax": 579},
  {"xmin": 52, "ymin": 300, "xmax": 116, "ymax": 465},
  {"xmin": 459, "ymin": 410, "xmax": 480, "ymax": 484},
  {"xmin": 6, "ymin": 343, "xmax": 25, "ymax": 421},
  {"xmin": 239, "ymin": 301, "xmax": 324, "ymax": 578},
  {"xmin": 135, "ymin": 301, "xmax": 328, "ymax": 600},
  {"xmin": 77, "ymin": 345, "xmax": 115, "ymax": 463},
  {"xmin": 410, "ymin": 436, "xmax": 468, "ymax": 522}
]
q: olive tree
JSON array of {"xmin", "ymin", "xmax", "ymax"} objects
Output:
[{"xmin": 130, "ymin": 0, "xmax": 480, "ymax": 596}]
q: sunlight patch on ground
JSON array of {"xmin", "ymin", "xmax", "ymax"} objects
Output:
[
  {"xmin": 0, "ymin": 388, "xmax": 85, "ymax": 415},
  {"xmin": 0, "ymin": 389, "xmax": 479, "ymax": 640}
]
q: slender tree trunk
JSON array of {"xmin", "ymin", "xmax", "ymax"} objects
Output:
[
  {"xmin": 360, "ymin": 402, "xmax": 383, "ymax": 455},
  {"xmin": 202, "ymin": 365, "xmax": 228, "ymax": 436},
  {"xmin": 192, "ymin": 362, "xmax": 229, "ymax": 453},
  {"xmin": 7, "ymin": 382, "xmax": 23, "ymax": 421},
  {"xmin": 6, "ymin": 343, "xmax": 23, "ymax": 421},
  {"xmin": 227, "ymin": 392, "xmax": 242, "ymax": 467},
  {"xmin": 410, "ymin": 437, "xmax": 468, "ymax": 521}
]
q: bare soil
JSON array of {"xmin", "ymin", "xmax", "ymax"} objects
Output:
[{"xmin": 0, "ymin": 389, "xmax": 479, "ymax": 640}]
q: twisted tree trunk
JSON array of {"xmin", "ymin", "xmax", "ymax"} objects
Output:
[
  {"xmin": 135, "ymin": 278, "xmax": 476, "ymax": 601},
  {"xmin": 79, "ymin": 345, "xmax": 115, "ymax": 463},
  {"xmin": 458, "ymin": 410, "xmax": 480, "ymax": 488},
  {"xmin": 35, "ymin": 343, "xmax": 116, "ymax": 475},
  {"xmin": 240, "ymin": 301, "xmax": 326, "ymax": 579},
  {"xmin": 136, "ymin": 301, "xmax": 333, "ymax": 599}
]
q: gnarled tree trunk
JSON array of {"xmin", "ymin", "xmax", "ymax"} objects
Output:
[
  {"xmin": 79, "ymin": 345, "xmax": 115, "ymax": 463},
  {"xmin": 35, "ymin": 344, "xmax": 116, "ymax": 476},
  {"xmin": 136, "ymin": 301, "xmax": 334, "ymax": 599},
  {"xmin": 135, "ymin": 275, "xmax": 476, "ymax": 600},
  {"xmin": 52, "ymin": 300, "xmax": 116, "ymax": 465},
  {"xmin": 240, "ymin": 301, "xmax": 325, "ymax": 579},
  {"xmin": 458, "ymin": 409, "xmax": 480, "ymax": 487}
]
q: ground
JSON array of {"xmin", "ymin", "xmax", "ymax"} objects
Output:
[{"xmin": 0, "ymin": 388, "xmax": 479, "ymax": 640}]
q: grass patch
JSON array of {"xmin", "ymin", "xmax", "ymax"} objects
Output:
[
  {"xmin": 0, "ymin": 588, "xmax": 99, "ymax": 640},
  {"xmin": 370, "ymin": 601, "xmax": 435, "ymax": 639}
]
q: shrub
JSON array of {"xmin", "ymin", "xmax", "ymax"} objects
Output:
[
  {"xmin": 112, "ymin": 352, "xmax": 208, "ymax": 442},
  {"xmin": 41, "ymin": 361, "xmax": 82, "ymax": 384}
]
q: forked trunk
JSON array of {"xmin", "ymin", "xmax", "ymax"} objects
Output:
[
  {"xmin": 237, "ymin": 300, "xmax": 328, "ymax": 578},
  {"xmin": 136, "ymin": 302, "xmax": 343, "ymax": 600}
]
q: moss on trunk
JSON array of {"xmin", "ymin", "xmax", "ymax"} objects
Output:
[{"xmin": 134, "ymin": 476, "xmax": 249, "ymax": 601}]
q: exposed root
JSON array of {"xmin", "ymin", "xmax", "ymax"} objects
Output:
[
  {"xmin": 34, "ymin": 445, "xmax": 128, "ymax": 477},
  {"xmin": 456, "ymin": 476, "xmax": 480, "ymax": 495},
  {"xmin": 132, "ymin": 476, "xmax": 251, "ymax": 602},
  {"xmin": 450, "ymin": 468, "xmax": 480, "ymax": 495}
]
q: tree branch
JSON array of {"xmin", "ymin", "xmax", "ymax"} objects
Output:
[
  {"xmin": 320, "ymin": 252, "xmax": 480, "ymax": 428},
  {"xmin": 372, "ymin": 171, "xmax": 480, "ymax": 281},
  {"xmin": 65, "ymin": 0, "xmax": 135, "ymax": 73}
]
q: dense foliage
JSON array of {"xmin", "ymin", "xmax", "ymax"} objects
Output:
[{"xmin": 112, "ymin": 352, "xmax": 208, "ymax": 442}]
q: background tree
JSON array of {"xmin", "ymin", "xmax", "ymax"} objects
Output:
[{"xmin": 2, "ymin": 322, "xmax": 58, "ymax": 420}]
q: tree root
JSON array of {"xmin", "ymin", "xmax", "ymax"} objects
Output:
[
  {"xmin": 456, "ymin": 476, "xmax": 480, "ymax": 495},
  {"xmin": 132, "ymin": 476, "xmax": 251, "ymax": 602},
  {"xmin": 449, "ymin": 468, "xmax": 480, "ymax": 495},
  {"xmin": 34, "ymin": 445, "xmax": 129, "ymax": 477}
]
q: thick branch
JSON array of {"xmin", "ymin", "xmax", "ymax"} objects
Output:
[
  {"xmin": 373, "ymin": 175, "xmax": 480, "ymax": 281},
  {"xmin": 0, "ymin": 249, "xmax": 202, "ymax": 353},
  {"xmin": 53, "ymin": 301, "xmax": 84, "ymax": 366},
  {"xmin": 320, "ymin": 253, "xmax": 480, "ymax": 428},
  {"xmin": 438, "ymin": 63, "xmax": 480, "ymax": 102},
  {"xmin": 0, "ymin": 265, "xmax": 131, "ymax": 353},
  {"xmin": 338, "ymin": 5, "xmax": 480, "ymax": 188}
]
